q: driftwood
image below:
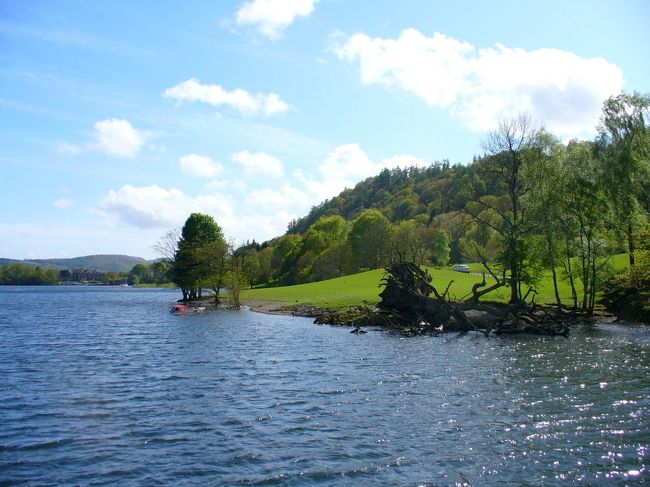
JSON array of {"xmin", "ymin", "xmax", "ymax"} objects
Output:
[
  {"xmin": 299, "ymin": 262, "xmax": 578, "ymax": 336},
  {"xmin": 366, "ymin": 262, "xmax": 569, "ymax": 336},
  {"xmin": 468, "ymin": 244, "xmax": 507, "ymax": 304}
]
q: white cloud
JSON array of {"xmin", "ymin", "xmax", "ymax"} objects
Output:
[
  {"xmin": 56, "ymin": 118, "xmax": 146, "ymax": 158},
  {"xmin": 247, "ymin": 183, "xmax": 311, "ymax": 211},
  {"xmin": 95, "ymin": 144, "xmax": 431, "ymax": 247},
  {"xmin": 164, "ymin": 78, "xmax": 289, "ymax": 116},
  {"xmin": 235, "ymin": 0, "xmax": 317, "ymax": 40},
  {"xmin": 53, "ymin": 198, "xmax": 73, "ymax": 209},
  {"xmin": 319, "ymin": 143, "xmax": 375, "ymax": 179},
  {"xmin": 179, "ymin": 154, "xmax": 224, "ymax": 178},
  {"xmin": 318, "ymin": 144, "xmax": 426, "ymax": 179},
  {"xmin": 98, "ymin": 183, "xmax": 296, "ymax": 244},
  {"xmin": 335, "ymin": 29, "xmax": 623, "ymax": 138},
  {"xmin": 294, "ymin": 168, "xmax": 351, "ymax": 205},
  {"xmin": 92, "ymin": 118, "xmax": 145, "ymax": 158},
  {"xmin": 290, "ymin": 145, "xmax": 428, "ymax": 208},
  {"xmin": 232, "ymin": 150, "xmax": 284, "ymax": 178},
  {"xmin": 99, "ymin": 184, "xmax": 229, "ymax": 229}
]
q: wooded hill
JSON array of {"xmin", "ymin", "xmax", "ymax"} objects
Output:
[
  {"xmin": 0, "ymin": 255, "xmax": 149, "ymax": 273},
  {"xmin": 231, "ymin": 94, "xmax": 649, "ymax": 316}
]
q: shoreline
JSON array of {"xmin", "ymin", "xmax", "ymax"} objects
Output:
[
  {"xmin": 185, "ymin": 296, "xmax": 301, "ymax": 317},
  {"xmin": 242, "ymin": 299, "xmax": 295, "ymax": 316},
  {"xmin": 183, "ymin": 295, "xmax": 645, "ymax": 328}
]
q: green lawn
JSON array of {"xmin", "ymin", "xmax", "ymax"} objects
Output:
[
  {"xmin": 243, "ymin": 269, "xmax": 387, "ymax": 308},
  {"xmin": 242, "ymin": 266, "xmax": 496, "ymax": 308},
  {"xmin": 242, "ymin": 254, "xmax": 630, "ymax": 309}
]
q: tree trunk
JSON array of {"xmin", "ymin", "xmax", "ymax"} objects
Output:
[
  {"xmin": 628, "ymin": 223, "xmax": 636, "ymax": 266},
  {"xmin": 565, "ymin": 240, "xmax": 578, "ymax": 309},
  {"xmin": 509, "ymin": 259, "xmax": 519, "ymax": 304},
  {"xmin": 551, "ymin": 265, "xmax": 562, "ymax": 309}
]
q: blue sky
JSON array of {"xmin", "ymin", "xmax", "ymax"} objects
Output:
[{"xmin": 0, "ymin": 0, "xmax": 648, "ymax": 259}]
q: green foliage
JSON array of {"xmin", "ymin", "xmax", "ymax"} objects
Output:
[
  {"xmin": 129, "ymin": 263, "xmax": 154, "ymax": 284},
  {"xmin": 348, "ymin": 209, "xmax": 392, "ymax": 269},
  {"xmin": 161, "ymin": 100, "xmax": 648, "ymax": 318},
  {"xmin": 233, "ymin": 247, "xmax": 260, "ymax": 289},
  {"xmin": 391, "ymin": 220, "xmax": 427, "ymax": 264},
  {"xmin": 428, "ymin": 228, "xmax": 451, "ymax": 266},
  {"xmin": 0, "ymin": 264, "xmax": 59, "ymax": 285},
  {"xmin": 597, "ymin": 91, "xmax": 650, "ymax": 266},
  {"xmin": 171, "ymin": 213, "xmax": 228, "ymax": 300}
]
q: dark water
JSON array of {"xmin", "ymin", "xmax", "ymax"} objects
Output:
[{"xmin": 0, "ymin": 287, "xmax": 648, "ymax": 486}]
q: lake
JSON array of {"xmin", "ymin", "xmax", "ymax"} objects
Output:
[{"xmin": 0, "ymin": 286, "xmax": 648, "ymax": 485}]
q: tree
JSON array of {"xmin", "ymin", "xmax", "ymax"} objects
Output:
[
  {"xmin": 0, "ymin": 264, "xmax": 58, "ymax": 285},
  {"xmin": 310, "ymin": 242, "xmax": 352, "ymax": 280},
  {"xmin": 557, "ymin": 141, "xmax": 613, "ymax": 314},
  {"xmin": 59, "ymin": 269, "xmax": 72, "ymax": 282},
  {"xmin": 195, "ymin": 238, "xmax": 230, "ymax": 299},
  {"xmin": 271, "ymin": 234, "xmax": 303, "ymax": 284},
  {"xmin": 171, "ymin": 213, "xmax": 228, "ymax": 301},
  {"xmin": 311, "ymin": 215, "xmax": 347, "ymax": 240},
  {"xmin": 427, "ymin": 228, "xmax": 451, "ymax": 266},
  {"xmin": 348, "ymin": 209, "xmax": 393, "ymax": 270},
  {"xmin": 153, "ymin": 227, "xmax": 181, "ymax": 264},
  {"xmin": 151, "ymin": 260, "xmax": 171, "ymax": 283},
  {"xmin": 597, "ymin": 91, "xmax": 650, "ymax": 266},
  {"xmin": 129, "ymin": 263, "xmax": 153, "ymax": 284},
  {"xmin": 256, "ymin": 247, "xmax": 273, "ymax": 284},
  {"xmin": 391, "ymin": 220, "xmax": 428, "ymax": 264},
  {"xmin": 523, "ymin": 131, "xmax": 566, "ymax": 307},
  {"xmin": 466, "ymin": 115, "xmax": 540, "ymax": 303},
  {"xmin": 233, "ymin": 246, "xmax": 259, "ymax": 289}
]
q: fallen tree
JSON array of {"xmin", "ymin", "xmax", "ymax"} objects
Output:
[{"xmin": 309, "ymin": 262, "xmax": 574, "ymax": 336}]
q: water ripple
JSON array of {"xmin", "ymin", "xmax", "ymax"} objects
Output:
[{"xmin": 0, "ymin": 286, "xmax": 648, "ymax": 485}]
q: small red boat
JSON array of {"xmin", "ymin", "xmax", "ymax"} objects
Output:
[{"xmin": 170, "ymin": 304, "xmax": 206, "ymax": 314}]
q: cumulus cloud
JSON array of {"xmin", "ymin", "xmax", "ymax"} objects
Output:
[
  {"xmin": 179, "ymin": 154, "xmax": 224, "ymax": 178},
  {"xmin": 57, "ymin": 118, "xmax": 146, "ymax": 158},
  {"xmin": 164, "ymin": 78, "xmax": 289, "ymax": 116},
  {"xmin": 100, "ymin": 184, "xmax": 229, "ymax": 228},
  {"xmin": 319, "ymin": 143, "xmax": 376, "ymax": 179},
  {"xmin": 294, "ymin": 168, "xmax": 351, "ymax": 206},
  {"xmin": 235, "ymin": 0, "xmax": 317, "ymax": 40},
  {"xmin": 98, "ymin": 183, "xmax": 297, "ymax": 243},
  {"xmin": 232, "ymin": 150, "xmax": 284, "ymax": 178},
  {"xmin": 335, "ymin": 29, "xmax": 623, "ymax": 137},
  {"xmin": 92, "ymin": 118, "xmax": 145, "ymax": 158},
  {"xmin": 248, "ymin": 183, "xmax": 312, "ymax": 209}
]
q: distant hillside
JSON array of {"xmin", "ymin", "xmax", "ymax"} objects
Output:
[{"xmin": 0, "ymin": 255, "xmax": 149, "ymax": 273}]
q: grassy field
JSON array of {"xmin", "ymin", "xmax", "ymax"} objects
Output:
[{"xmin": 242, "ymin": 254, "xmax": 629, "ymax": 309}]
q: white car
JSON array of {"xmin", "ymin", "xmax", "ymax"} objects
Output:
[{"xmin": 453, "ymin": 264, "xmax": 471, "ymax": 273}]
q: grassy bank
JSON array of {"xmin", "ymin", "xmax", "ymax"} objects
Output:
[{"xmin": 242, "ymin": 254, "xmax": 629, "ymax": 309}]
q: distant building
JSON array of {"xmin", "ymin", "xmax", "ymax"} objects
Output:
[{"xmin": 71, "ymin": 268, "xmax": 104, "ymax": 282}]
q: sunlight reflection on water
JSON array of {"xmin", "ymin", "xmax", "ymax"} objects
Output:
[{"xmin": 0, "ymin": 286, "xmax": 648, "ymax": 485}]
